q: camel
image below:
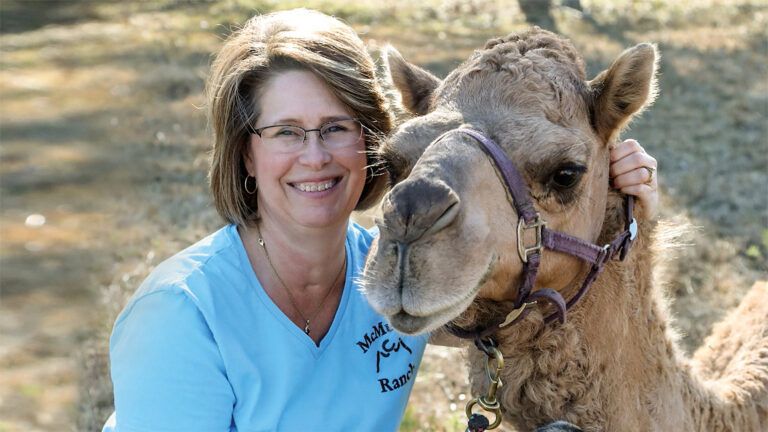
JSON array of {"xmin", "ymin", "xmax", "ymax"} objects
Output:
[{"xmin": 362, "ymin": 28, "xmax": 768, "ymax": 431}]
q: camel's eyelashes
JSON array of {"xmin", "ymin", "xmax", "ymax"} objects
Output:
[{"xmin": 550, "ymin": 164, "xmax": 586, "ymax": 190}]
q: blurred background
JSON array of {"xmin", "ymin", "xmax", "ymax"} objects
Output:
[{"xmin": 0, "ymin": 0, "xmax": 766, "ymax": 431}]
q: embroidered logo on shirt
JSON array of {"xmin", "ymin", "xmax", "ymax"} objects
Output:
[
  {"xmin": 376, "ymin": 337, "xmax": 412, "ymax": 373},
  {"xmin": 356, "ymin": 321, "xmax": 416, "ymax": 393}
]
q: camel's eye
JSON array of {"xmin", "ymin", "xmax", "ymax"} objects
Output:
[{"xmin": 550, "ymin": 164, "xmax": 586, "ymax": 190}]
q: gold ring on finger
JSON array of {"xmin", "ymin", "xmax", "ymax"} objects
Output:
[{"xmin": 643, "ymin": 166, "xmax": 655, "ymax": 185}]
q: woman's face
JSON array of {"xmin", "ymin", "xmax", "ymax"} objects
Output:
[{"xmin": 244, "ymin": 70, "xmax": 367, "ymax": 231}]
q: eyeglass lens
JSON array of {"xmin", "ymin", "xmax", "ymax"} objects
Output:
[{"xmin": 258, "ymin": 119, "xmax": 362, "ymax": 152}]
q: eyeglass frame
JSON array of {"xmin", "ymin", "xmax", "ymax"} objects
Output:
[{"xmin": 248, "ymin": 118, "xmax": 365, "ymax": 152}]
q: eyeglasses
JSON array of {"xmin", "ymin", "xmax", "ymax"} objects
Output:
[{"xmin": 251, "ymin": 118, "xmax": 363, "ymax": 153}]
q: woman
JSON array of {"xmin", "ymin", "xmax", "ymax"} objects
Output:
[{"xmin": 103, "ymin": 9, "xmax": 659, "ymax": 431}]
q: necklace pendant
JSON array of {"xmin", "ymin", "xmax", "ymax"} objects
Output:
[{"xmin": 304, "ymin": 320, "xmax": 311, "ymax": 335}]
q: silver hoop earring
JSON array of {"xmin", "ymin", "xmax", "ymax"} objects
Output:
[{"xmin": 244, "ymin": 175, "xmax": 257, "ymax": 194}]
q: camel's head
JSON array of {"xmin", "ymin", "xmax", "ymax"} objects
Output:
[{"xmin": 363, "ymin": 28, "xmax": 658, "ymax": 335}]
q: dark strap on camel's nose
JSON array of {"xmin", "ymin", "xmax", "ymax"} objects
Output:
[
  {"xmin": 456, "ymin": 128, "xmax": 540, "ymax": 225},
  {"xmin": 442, "ymin": 128, "xmax": 637, "ymax": 340}
]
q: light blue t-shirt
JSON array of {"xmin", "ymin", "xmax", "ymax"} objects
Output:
[{"xmin": 103, "ymin": 223, "xmax": 427, "ymax": 432}]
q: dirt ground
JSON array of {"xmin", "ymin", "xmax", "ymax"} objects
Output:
[{"xmin": 0, "ymin": 1, "xmax": 766, "ymax": 431}]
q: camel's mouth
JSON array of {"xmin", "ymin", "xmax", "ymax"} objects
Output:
[
  {"xmin": 383, "ymin": 255, "xmax": 495, "ymax": 335},
  {"xmin": 388, "ymin": 302, "xmax": 468, "ymax": 335},
  {"xmin": 389, "ymin": 311, "xmax": 432, "ymax": 335},
  {"xmin": 378, "ymin": 294, "xmax": 474, "ymax": 335}
]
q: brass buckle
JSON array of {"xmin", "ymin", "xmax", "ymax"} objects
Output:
[
  {"xmin": 517, "ymin": 214, "xmax": 546, "ymax": 263},
  {"xmin": 465, "ymin": 345, "xmax": 504, "ymax": 430}
]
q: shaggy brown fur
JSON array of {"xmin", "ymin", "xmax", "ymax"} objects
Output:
[{"xmin": 363, "ymin": 28, "xmax": 768, "ymax": 431}]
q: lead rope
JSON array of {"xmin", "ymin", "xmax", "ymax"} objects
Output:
[{"xmin": 465, "ymin": 337, "xmax": 504, "ymax": 432}]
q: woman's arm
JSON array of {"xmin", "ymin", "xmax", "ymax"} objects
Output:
[
  {"xmin": 109, "ymin": 289, "xmax": 234, "ymax": 432},
  {"xmin": 609, "ymin": 139, "xmax": 658, "ymax": 219}
]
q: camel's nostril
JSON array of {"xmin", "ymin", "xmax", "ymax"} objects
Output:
[
  {"xmin": 382, "ymin": 178, "xmax": 460, "ymax": 243},
  {"xmin": 424, "ymin": 201, "xmax": 459, "ymax": 237}
]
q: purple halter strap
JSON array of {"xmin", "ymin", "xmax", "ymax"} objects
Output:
[{"xmin": 444, "ymin": 128, "xmax": 638, "ymax": 341}]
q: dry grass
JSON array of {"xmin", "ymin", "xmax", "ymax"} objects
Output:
[{"xmin": 0, "ymin": 0, "xmax": 766, "ymax": 431}]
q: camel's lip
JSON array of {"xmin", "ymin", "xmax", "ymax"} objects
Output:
[
  {"xmin": 390, "ymin": 284, "xmax": 479, "ymax": 334},
  {"xmin": 389, "ymin": 306, "xmax": 463, "ymax": 335},
  {"xmin": 388, "ymin": 288, "xmax": 479, "ymax": 335},
  {"xmin": 400, "ymin": 252, "xmax": 496, "ymax": 316},
  {"xmin": 387, "ymin": 254, "xmax": 497, "ymax": 335},
  {"xmin": 389, "ymin": 311, "xmax": 431, "ymax": 335}
]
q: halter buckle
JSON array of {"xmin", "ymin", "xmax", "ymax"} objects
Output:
[{"xmin": 517, "ymin": 214, "xmax": 546, "ymax": 263}]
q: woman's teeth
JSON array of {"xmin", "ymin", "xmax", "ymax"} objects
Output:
[{"xmin": 295, "ymin": 178, "xmax": 337, "ymax": 192}]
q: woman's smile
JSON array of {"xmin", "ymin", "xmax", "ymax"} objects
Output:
[{"xmin": 290, "ymin": 176, "xmax": 341, "ymax": 194}]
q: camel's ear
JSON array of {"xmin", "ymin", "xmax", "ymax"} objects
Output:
[
  {"xmin": 383, "ymin": 45, "xmax": 441, "ymax": 116},
  {"xmin": 589, "ymin": 43, "xmax": 659, "ymax": 143}
]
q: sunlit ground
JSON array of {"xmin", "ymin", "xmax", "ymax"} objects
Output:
[{"xmin": 0, "ymin": 1, "xmax": 766, "ymax": 431}]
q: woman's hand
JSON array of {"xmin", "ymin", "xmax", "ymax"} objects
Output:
[{"xmin": 609, "ymin": 139, "xmax": 658, "ymax": 219}]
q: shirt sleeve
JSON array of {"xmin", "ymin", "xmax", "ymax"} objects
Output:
[{"xmin": 109, "ymin": 289, "xmax": 235, "ymax": 432}]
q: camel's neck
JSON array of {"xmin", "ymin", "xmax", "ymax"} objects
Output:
[
  {"xmin": 467, "ymin": 217, "xmax": 710, "ymax": 431},
  {"xmin": 566, "ymin": 217, "xmax": 694, "ymax": 430}
]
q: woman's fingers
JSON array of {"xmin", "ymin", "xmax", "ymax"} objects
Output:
[
  {"xmin": 612, "ymin": 166, "xmax": 655, "ymax": 189},
  {"xmin": 610, "ymin": 148, "xmax": 657, "ymax": 179},
  {"xmin": 609, "ymin": 139, "xmax": 643, "ymax": 162},
  {"xmin": 618, "ymin": 183, "xmax": 658, "ymax": 220},
  {"xmin": 610, "ymin": 139, "xmax": 659, "ymax": 220}
]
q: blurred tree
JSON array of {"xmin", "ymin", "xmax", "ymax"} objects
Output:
[
  {"xmin": 518, "ymin": 0, "xmax": 557, "ymax": 31},
  {"xmin": 0, "ymin": 0, "xmax": 99, "ymax": 34}
]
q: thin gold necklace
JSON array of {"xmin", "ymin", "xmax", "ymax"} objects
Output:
[{"xmin": 254, "ymin": 224, "xmax": 346, "ymax": 335}]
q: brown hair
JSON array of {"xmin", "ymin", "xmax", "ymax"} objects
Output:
[{"xmin": 206, "ymin": 8, "xmax": 393, "ymax": 226}]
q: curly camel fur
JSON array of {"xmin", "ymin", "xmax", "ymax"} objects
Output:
[{"xmin": 362, "ymin": 28, "xmax": 768, "ymax": 431}]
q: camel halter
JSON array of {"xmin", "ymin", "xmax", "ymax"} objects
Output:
[{"xmin": 438, "ymin": 128, "xmax": 637, "ymax": 432}]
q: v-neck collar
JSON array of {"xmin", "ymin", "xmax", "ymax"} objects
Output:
[{"xmin": 230, "ymin": 224, "xmax": 353, "ymax": 358}]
